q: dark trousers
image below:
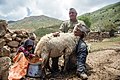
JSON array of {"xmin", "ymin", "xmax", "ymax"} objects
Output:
[{"xmin": 51, "ymin": 56, "xmax": 59, "ymax": 73}]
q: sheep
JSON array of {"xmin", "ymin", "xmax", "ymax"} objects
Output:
[{"xmin": 34, "ymin": 23, "xmax": 88, "ymax": 73}]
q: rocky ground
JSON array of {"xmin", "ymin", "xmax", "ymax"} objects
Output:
[
  {"xmin": 43, "ymin": 40, "xmax": 120, "ymax": 80},
  {"xmin": 86, "ymin": 49, "xmax": 120, "ymax": 80},
  {"xmin": 25, "ymin": 48, "xmax": 120, "ymax": 80},
  {"xmin": 47, "ymin": 49, "xmax": 120, "ymax": 80}
]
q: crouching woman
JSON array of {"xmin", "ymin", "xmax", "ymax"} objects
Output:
[{"xmin": 8, "ymin": 39, "xmax": 35, "ymax": 80}]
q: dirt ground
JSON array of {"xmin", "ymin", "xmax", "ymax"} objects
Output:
[
  {"xmin": 42, "ymin": 49, "xmax": 120, "ymax": 80},
  {"xmin": 86, "ymin": 49, "xmax": 120, "ymax": 80},
  {"xmin": 10, "ymin": 49, "xmax": 120, "ymax": 80},
  {"xmin": 25, "ymin": 40, "xmax": 120, "ymax": 80}
]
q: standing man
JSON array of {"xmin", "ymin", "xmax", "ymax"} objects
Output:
[{"xmin": 52, "ymin": 8, "xmax": 89, "ymax": 79}]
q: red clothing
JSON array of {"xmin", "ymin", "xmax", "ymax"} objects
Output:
[{"xmin": 17, "ymin": 39, "xmax": 35, "ymax": 58}]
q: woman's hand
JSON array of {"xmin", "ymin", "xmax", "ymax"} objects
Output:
[{"xmin": 29, "ymin": 54, "xmax": 35, "ymax": 58}]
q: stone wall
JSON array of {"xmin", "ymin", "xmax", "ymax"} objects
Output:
[{"xmin": 0, "ymin": 20, "xmax": 36, "ymax": 57}]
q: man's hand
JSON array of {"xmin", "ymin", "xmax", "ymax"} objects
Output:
[{"xmin": 53, "ymin": 32, "xmax": 60, "ymax": 37}]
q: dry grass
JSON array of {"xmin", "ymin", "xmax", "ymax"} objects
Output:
[{"xmin": 88, "ymin": 37, "xmax": 120, "ymax": 52}]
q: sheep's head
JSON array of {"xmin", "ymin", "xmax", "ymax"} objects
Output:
[
  {"xmin": 73, "ymin": 23, "xmax": 85, "ymax": 32},
  {"xmin": 73, "ymin": 23, "xmax": 90, "ymax": 37}
]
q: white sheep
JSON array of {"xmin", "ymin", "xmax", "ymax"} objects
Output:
[{"xmin": 34, "ymin": 23, "xmax": 88, "ymax": 72}]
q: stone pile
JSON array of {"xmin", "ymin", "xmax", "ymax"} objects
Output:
[
  {"xmin": 0, "ymin": 20, "xmax": 36, "ymax": 56},
  {"xmin": 0, "ymin": 20, "xmax": 37, "ymax": 80}
]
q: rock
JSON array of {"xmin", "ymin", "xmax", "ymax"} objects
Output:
[
  {"xmin": 0, "ymin": 39, "xmax": 6, "ymax": 48},
  {"xmin": 0, "ymin": 46, "xmax": 11, "ymax": 57},
  {"xmin": 0, "ymin": 20, "xmax": 8, "ymax": 37},
  {"xmin": 7, "ymin": 41, "xmax": 19, "ymax": 48},
  {"xmin": 4, "ymin": 33, "xmax": 12, "ymax": 42},
  {"xmin": 10, "ymin": 48, "xmax": 17, "ymax": 53},
  {"xmin": 14, "ymin": 30, "xmax": 23, "ymax": 34},
  {"xmin": 28, "ymin": 32, "xmax": 36, "ymax": 40},
  {"xmin": 0, "ymin": 57, "xmax": 11, "ymax": 80},
  {"xmin": 11, "ymin": 34, "xmax": 17, "ymax": 40},
  {"xmin": 15, "ymin": 37, "xmax": 22, "ymax": 42}
]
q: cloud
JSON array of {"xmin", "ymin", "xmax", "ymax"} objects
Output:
[
  {"xmin": 69, "ymin": 0, "xmax": 120, "ymax": 15},
  {"xmin": 0, "ymin": 0, "xmax": 29, "ymax": 20},
  {"xmin": 0, "ymin": 0, "xmax": 6, "ymax": 5},
  {"xmin": 0, "ymin": 0, "xmax": 119, "ymax": 21},
  {"xmin": 26, "ymin": 7, "xmax": 32, "ymax": 16},
  {"xmin": 35, "ymin": 0, "xmax": 73, "ymax": 20}
]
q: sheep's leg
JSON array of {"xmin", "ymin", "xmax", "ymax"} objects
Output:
[
  {"xmin": 45, "ymin": 58, "xmax": 52, "ymax": 72},
  {"xmin": 40, "ymin": 67, "xmax": 46, "ymax": 79},
  {"xmin": 40, "ymin": 53, "xmax": 49, "ymax": 79},
  {"xmin": 63, "ymin": 54, "xmax": 69, "ymax": 72},
  {"xmin": 41, "ymin": 53, "xmax": 49, "ymax": 67}
]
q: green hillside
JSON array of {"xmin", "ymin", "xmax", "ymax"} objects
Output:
[
  {"xmin": 34, "ymin": 24, "xmax": 60, "ymax": 37},
  {"xmin": 9, "ymin": 15, "xmax": 62, "ymax": 32},
  {"xmin": 78, "ymin": 2, "xmax": 120, "ymax": 31}
]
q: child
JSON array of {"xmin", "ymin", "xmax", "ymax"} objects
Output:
[{"xmin": 17, "ymin": 39, "xmax": 35, "ymax": 58}]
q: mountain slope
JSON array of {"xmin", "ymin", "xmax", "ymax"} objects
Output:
[
  {"xmin": 78, "ymin": 2, "xmax": 120, "ymax": 31},
  {"xmin": 9, "ymin": 15, "xmax": 62, "ymax": 31}
]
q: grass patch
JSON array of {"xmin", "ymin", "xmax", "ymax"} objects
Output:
[
  {"xmin": 108, "ymin": 36, "xmax": 120, "ymax": 42},
  {"xmin": 88, "ymin": 36, "xmax": 120, "ymax": 52},
  {"xmin": 34, "ymin": 27, "xmax": 59, "ymax": 37}
]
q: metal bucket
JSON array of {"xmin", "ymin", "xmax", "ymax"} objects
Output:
[{"xmin": 26, "ymin": 63, "xmax": 42, "ymax": 78}]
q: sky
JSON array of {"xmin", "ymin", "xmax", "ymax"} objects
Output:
[{"xmin": 0, "ymin": 0, "xmax": 119, "ymax": 21}]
